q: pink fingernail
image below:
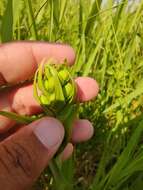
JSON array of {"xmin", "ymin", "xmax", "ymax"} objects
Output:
[{"xmin": 33, "ymin": 117, "xmax": 64, "ymax": 149}]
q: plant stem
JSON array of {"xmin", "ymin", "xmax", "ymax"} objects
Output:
[{"xmin": 49, "ymin": 159, "xmax": 70, "ymax": 190}]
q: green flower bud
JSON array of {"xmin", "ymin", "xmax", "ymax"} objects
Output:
[
  {"xmin": 44, "ymin": 77, "xmax": 55, "ymax": 93},
  {"xmin": 49, "ymin": 93, "xmax": 55, "ymax": 102},
  {"xmin": 40, "ymin": 94, "xmax": 50, "ymax": 105},
  {"xmin": 45, "ymin": 66, "xmax": 51, "ymax": 78},
  {"xmin": 63, "ymin": 82, "xmax": 73, "ymax": 101},
  {"xmin": 33, "ymin": 60, "xmax": 76, "ymax": 116},
  {"xmin": 58, "ymin": 69, "xmax": 69, "ymax": 85}
]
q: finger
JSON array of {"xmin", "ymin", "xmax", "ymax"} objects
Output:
[
  {"xmin": 0, "ymin": 77, "xmax": 98, "ymax": 132},
  {"xmin": 0, "ymin": 119, "xmax": 93, "ymax": 149},
  {"xmin": 72, "ymin": 119, "xmax": 94, "ymax": 143},
  {"xmin": 55, "ymin": 120, "xmax": 94, "ymax": 160},
  {"xmin": 55, "ymin": 119, "xmax": 94, "ymax": 161},
  {"xmin": 0, "ymin": 118, "xmax": 93, "ymax": 153},
  {"xmin": 0, "ymin": 42, "xmax": 75, "ymax": 85},
  {"xmin": 75, "ymin": 77, "xmax": 99, "ymax": 102},
  {"xmin": 59, "ymin": 143, "xmax": 74, "ymax": 161},
  {"xmin": 9, "ymin": 77, "xmax": 99, "ymax": 114},
  {"xmin": 0, "ymin": 117, "xmax": 64, "ymax": 190}
]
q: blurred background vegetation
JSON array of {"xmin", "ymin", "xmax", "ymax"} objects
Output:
[{"xmin": 1, "ymin": 0, "xmax": 143, "ymax": 189}]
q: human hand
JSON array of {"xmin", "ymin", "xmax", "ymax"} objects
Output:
[{"xmin": 0, "ymin": 42, "xmax": 99, "ymax": 190}]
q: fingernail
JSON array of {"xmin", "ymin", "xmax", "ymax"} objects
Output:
[{"xmin": 33, "ymin": 117, "xmax": 64, "ymax": 149}]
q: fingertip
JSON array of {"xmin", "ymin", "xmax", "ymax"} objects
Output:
[
  {"xmin": 75, "ymin": 77, "xmax": 99, "ymax": 102},
  {"xmin": 62, "ymin": 44, "xmax": 76, "ymax": 65},
  {"xmin": 60, "ymin": 143, "xmax": 74, "ymax": 161},
  {"xmin": 67, "ymin": 45, "xmax": 76, "ymax": 65},
  {"xmin": 32, "ymin": 117, "xmax": 65, "ymax": 151},
  {"xmin": 72, "ymin": 119, "xmax": 94, "ymax": 143}
]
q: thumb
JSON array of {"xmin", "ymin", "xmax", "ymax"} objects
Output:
[{"xmin": 0, "ymin": 117, "xmax": 64, "ymax": 190}]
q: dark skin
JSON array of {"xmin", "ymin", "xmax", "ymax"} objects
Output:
[{"xmin": 0, "ymin": 42, "xmax": 99, "ymax": 190}]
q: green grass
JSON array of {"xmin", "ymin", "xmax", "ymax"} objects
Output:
[{"xmin": 1, "ymin": 0, "xmax": 143, "ymax": 189}]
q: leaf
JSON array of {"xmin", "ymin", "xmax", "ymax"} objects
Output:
[
  {"xmin": 104, "ymin": 80, "xmax": 143, "ymax": 113},
  {"xmin": 13, "ymin": 0, "xmax": 23, "ymax": 27},
  {"xmin": 0, "ymin": 111, "xmax": 33, "ymax": 124},
  {"xmin": 25, "ymin": 0, "xmax": 38, "ymax": 39},
  {"xmin": 85, "ymin": 0, "xmax": 102, "ymax": 35},
  {"xmin": 1, "ymin": 0, "xmax": 13, "ymax": 42},
  {"xmin": 59, "ymin": 0, "xmax": 67, "ymax": 24},
  {"xmin": 103, "ymin": 119, "xmax": 143, "ymax": 189}
]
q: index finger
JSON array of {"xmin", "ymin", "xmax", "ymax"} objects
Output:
[{"xmin": 0, "ymin": 42, "xmax": 75, "ymax": 86}]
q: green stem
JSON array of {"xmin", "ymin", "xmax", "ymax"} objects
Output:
[
  {"xmin": 0, "ymin": 111, "xmax": 34, "ymax": 124},
  {"xmin": 49, "ymin": 160, "xmax": 69, "ymax": 190}
]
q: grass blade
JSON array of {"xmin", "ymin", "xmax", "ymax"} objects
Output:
[
  {"xmin": 85, "ymin": 0, "xmax": 102, "ymax": 35},
  {"xmin": 1, "ymin": 0, "xmax": 13, "ymax": 42},
  {"xmin": 59, "ymin": 0, "xmax": 67, "ymax": 24},
  {"xmin": 25, "ymin": 0, "xmax": 38, "ymax": 39}
]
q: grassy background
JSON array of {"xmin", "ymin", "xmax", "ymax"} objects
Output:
[{"xmin": 1, "ymin": 0, "xmax": 143, "ymax": 189}]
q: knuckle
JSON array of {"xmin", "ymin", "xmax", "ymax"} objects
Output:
[{"xmin": 1, "ymin": 140, "xmax": 34, "ymax": 179}]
